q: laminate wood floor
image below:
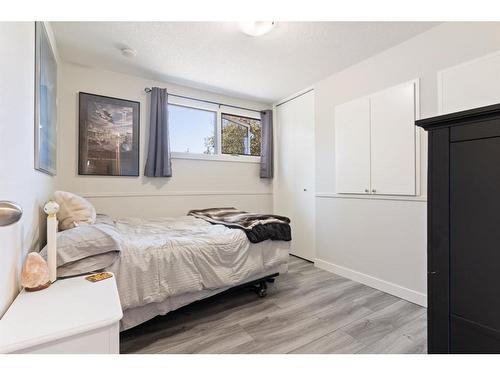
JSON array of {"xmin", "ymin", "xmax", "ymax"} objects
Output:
[{"xmin": 120, "ymin": 256, "xmax": 427, "ymax": 354}]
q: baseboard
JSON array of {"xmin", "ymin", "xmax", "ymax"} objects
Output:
[{"xmin": 314, "ymin": 258, "xmax": 427, "ymax": 307}]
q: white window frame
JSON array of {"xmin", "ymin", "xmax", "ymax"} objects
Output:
[{"xmin": 169, "ymin": 98, "xmax": 262, "ymax": 164}]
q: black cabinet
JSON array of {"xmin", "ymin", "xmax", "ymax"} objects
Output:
[{"xmin": 417, "ymin": 103, "xmax": 500, "ymax": 354}]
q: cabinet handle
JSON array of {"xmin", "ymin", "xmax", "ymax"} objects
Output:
[
  {"xmin": 372, "ymin": 189, "xmax": 377, "ymax": 193},
  {"xmin": 364, "ymin": 189, "xmax": 369, "ymax": 193}
]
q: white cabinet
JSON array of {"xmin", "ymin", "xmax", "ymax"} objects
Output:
[
  {"xmin": 275, "ymin": 90, "xmax": 315, "ymax": 261},
  {"xmin": 335, "ymin": 80, "xmax": 418, "ymax": 196},
  {"xmin": 370, "ymin": 82, "xmax": 416, "ymax": 195},
  {"xmin": 0, "ymin": 273, "xmax": 122, "ymax": 354},
  {"xmin": 335, "ymin": 97, "xmax": 371, "ymax": 194}
]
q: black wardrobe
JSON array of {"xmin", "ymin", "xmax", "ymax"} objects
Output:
[{"xmin": 417, "ymin": 103, "xmax": 500, "ymax": 354}]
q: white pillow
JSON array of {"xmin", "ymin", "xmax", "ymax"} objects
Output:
[{"xmin": 53, "ymin": 191, "xmax": 97, "ymax": 230}]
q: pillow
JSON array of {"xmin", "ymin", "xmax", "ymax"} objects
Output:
[
  {"xmin": 39, "ymin": 222, "xmax": 122, "ymax": 277},
  {"xmin": 56, "ymin": 252, "xmax": 119, "ymax": 278},
  {"xmin": 53, "ymin": 191, "xmax": 96, "ymax": 230}
]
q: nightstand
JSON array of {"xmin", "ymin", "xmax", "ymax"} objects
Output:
[{"xmin": 0, "ymin": 273, "xmax": 122, "ymax": 354}]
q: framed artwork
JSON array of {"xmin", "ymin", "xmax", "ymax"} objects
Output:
[
  {"xmin": 79, "ymin": 92, "xmax": 140, "ymax": 176},
  {"xmin": 35, "ymin": 21, "xmax": 57, "ymax": 175}
]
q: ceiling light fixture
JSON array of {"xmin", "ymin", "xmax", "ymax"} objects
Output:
[
  {"xmin": 238, "ymin": 21, "xmax": 276, "ymax": 37},
  {"xmin": 121, "ymin": 47, "xmax": 137, "ymax": 58}
]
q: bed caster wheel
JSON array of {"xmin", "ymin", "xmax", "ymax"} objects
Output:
[{"xmin": 256, "ymin": 281, "xmax": 267, "ymax": 298}]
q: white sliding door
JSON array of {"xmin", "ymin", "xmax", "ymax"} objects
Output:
[
  {"xmin": 370, "ymin": 81, "xmax": 416, "ymax": 195},
  {"xmin": 275, "ymin": 97, "xmax": 296, "ymax": 222},
  {"xmin": 291, "ymin": 91, "xmax": 315, "ymax": 262},
  {"xmin": 275, "ymin": 90, "xmax": 315, "ymax": 261},
  {"xmin": 335, "ymin": 97, "xmax": 371, "ymax": 194}
]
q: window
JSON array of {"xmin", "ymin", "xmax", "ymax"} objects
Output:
[
  {"xmin": 167, "ymin": 98, "xmax": 262, "ymax": 161},
  {"xmin": 221, "ymin": 113, "xmax": 261, "ymax": 156},
  {"xmin": 168, "ymin": 104, "xmax": 216, "ymax": 154}
]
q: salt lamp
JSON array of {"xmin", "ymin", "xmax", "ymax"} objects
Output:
[{"xmin": 21, "ymin": 252, "xmax": 51, "ymax": 292}]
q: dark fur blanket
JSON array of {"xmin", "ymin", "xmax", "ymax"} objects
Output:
[{"xmin": 188, "ymin": 207, "xmax": 291, "ymax": 243}]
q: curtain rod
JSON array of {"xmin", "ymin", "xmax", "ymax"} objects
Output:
[{"xmin": 144, "ymin": 87, "xmax": 266, "ymax": 114}]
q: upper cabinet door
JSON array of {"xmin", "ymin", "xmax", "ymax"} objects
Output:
[
  {"xmin": 370, "ymin": 81, "xmax": 416, "ymax": 195},
  {"xmin": 335, "ymin": 97, "xmax": 371, "ymax": 194}
]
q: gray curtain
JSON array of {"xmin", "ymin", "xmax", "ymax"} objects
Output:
[
  {"xmin": 260, "ymin": 110, "xmax": 273, "ymax": 178},
  {"xmin": 144, "ymin": 87, "xmax": 172, "ymax": 177}
]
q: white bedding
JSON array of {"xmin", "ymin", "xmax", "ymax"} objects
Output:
[
  {"xmin": 120, "ymin": 262, "xmax": 288, "ymax": 330},
  {"xmin": 101, "ymin": 216, "xmax": 289, "ymax": 329}
]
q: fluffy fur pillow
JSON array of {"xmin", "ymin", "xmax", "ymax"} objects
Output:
[{"xmin": 53, "ymin": 191, "xmax": 97, "ymax": 230}]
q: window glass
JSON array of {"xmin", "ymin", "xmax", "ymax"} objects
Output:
[
  {"xmin": 168, "ymin": 104, "xmax": 216, "ymax": 154},
  {"xmin": 221, "ymin": 113, "xmax": 261, "ymax": 156}
]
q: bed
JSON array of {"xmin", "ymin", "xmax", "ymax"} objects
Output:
[
  {"xmin": 103, "ymin": 215, "xmax": 290, "ymax": 330},
  {"xmin": 41, "ymin": 197, "xmax": 290, "ymax": 331}
]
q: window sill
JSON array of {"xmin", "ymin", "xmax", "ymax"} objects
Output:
[{"xmin": 171, "ymin": 152, "xmax": 261, "ymax": 164}]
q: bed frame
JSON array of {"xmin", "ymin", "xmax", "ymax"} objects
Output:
[{"xmin": 221, "ymin": 272, "xmax": 279, "ymax": 298}]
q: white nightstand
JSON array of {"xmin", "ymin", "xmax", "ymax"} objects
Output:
[{"xmin": 0, "ymin": 273, "xmax": 123, "ymax": 354}]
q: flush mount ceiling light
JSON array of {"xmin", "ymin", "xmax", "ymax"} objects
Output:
[
  {"xmin": 121, "ymin": 47, "xmax": 137, "ymax": 58},
  {"xmin": 238, "ymin": 21, "xmax": 276, "ymax": 37}
]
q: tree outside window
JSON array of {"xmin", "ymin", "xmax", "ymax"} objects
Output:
[{"xmin": 220, "ymin": 114, "xmax": 261, "ymax": 156}]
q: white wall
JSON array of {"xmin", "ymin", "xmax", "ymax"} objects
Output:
[
  {"xmin": 313, "ymin": 22, "xmax": 500, "ymax": 306},
  {"xmin": 58, "ymin": 63, "xmax": 272, "ymax": 218},
  {"xmin": 439, "ymin": 50, "xmax": 500, "ymax": 114},
  {"xmin": 0, "ymin": 22, "xmax": 58, "ymax": 317}
]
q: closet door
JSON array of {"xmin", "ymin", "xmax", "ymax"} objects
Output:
[
  {"xmin": 335, "ymin": 97, "xmax": 371, "ymax": 194},
  {"xmin": 370, "ymin": 82, "xmax": 416, "ymax": 195},
  {"xmin": 275, "ymin": 99, "xmax": 296, "ymax": 224},
  {"xmin": 275, "ymin": 91, "xmax": 315, "ymax": 261},
  {"xmin": 290, "ymin": 91, "xmax": 315, "ymax": 261}
]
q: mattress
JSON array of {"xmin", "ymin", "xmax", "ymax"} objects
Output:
[{"xmin": 98, "ymin": 215, "xmax": 289, "ymax": 330}]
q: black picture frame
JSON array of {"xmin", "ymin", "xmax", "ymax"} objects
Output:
[{"xmin": 78, "ymin": 92, "xmax": 140, "ymax": 176}]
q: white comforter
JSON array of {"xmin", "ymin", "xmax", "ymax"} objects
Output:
[{"xmin": 105, "ymin": 216, "xmax": 289, "ymax": 311}]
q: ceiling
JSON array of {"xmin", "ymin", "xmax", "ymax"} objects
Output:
[{"xmin": 52, "ymin": 22, "xmax": 440, "ymax": 103}]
